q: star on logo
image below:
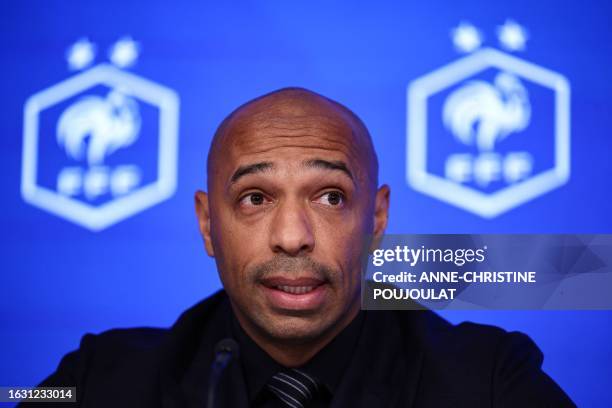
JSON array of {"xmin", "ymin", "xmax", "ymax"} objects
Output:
[
  {"xmin": 66, "ymin": 38, "xmax": 96, "ymax": 71},
  {"xmin": 109, "ymin": 37, "xmax": 140, "ymax": 68},
  {"xmin": 451, "ymin": 22, "xmax": 483, "ymax": 53},
  {"xmin": 497, "ymin": 20, "xmax": 528, "ymax": 51}
]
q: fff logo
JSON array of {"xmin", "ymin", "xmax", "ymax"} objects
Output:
[
  {"xmin": 21, "ymin": 37, "xmax": 180, "ymax": 231},
  {"xmin": 407, "ymin": 20, "xmax": 570, "ymax": 218}
]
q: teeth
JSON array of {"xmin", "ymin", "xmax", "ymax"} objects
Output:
[{"xmin": 276, "ymin": 285, "xmax": 315, "ymax": 295}]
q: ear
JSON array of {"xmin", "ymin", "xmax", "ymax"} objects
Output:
[
  {"xmin": 194, "ymin": 190, "xmax": 215, "ymax": 257},
  {"xmin": 370, "ymin": 184, "xmax": 390, "ymax": 252}
]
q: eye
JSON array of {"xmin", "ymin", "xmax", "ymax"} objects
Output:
[
  {"xmin": 239, "ymin": 192, "xmax": 269, "ymax": 207},
  {"xmin": 314, "ymin": 191, "xmax": 345, "ymax": 207}
]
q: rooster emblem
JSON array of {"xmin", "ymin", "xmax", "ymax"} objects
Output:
[
  {"xmin": 57, "ymin": 89, "xmax": 141, "ymax": 166},
  {"xmin": 443, "ymin": 72, "xmax": 531, "ymax": 151}
]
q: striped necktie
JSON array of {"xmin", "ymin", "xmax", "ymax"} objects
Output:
[{"xmin": 266, "ymin": 368, "xmax": 321, "ymax": 408}]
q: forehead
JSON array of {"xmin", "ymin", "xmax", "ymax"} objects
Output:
[
  {"xmin": 217, "ymin": 105, "xmax": 369, "ymax": 180},
  {"xmin": 230, "ymin": 113, "xmax": 358, "ymax": 158},
  {"xmin": 206, "ymin": 90, "xmax": 379, "ymax": 194}
]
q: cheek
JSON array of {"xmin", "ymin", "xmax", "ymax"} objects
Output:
[
  {"xmin": 210, "ymin": 206, "xmax": 270, "ymax": 286},
  {"xmin": 313, "ymin": 214, "xmax": 369, "ymax": 283},
  {"xmin": 319, "ymin": 198, "xmax": 372, "ymax": 240}
]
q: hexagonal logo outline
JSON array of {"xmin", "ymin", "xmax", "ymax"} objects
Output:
[
  {"xmin": 22, "ymin": 63, "xmax": 180, "ymax": 231},
  {"xmin": 407, "ymin": 47, "xmax": 571, "ymax": 218}
]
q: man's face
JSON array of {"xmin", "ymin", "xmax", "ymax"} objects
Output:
[{"xmin": 196, "ymin": 97, "xmax": 388, "ymax": 345}]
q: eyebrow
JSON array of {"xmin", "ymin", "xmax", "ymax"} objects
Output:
[
  {"xmin": 303, "ymin": 159, "xmax": 354, "ymax": 181},
  {"xmin": 229, "ymin": 159, "xmax": 354, "ymax": 184},
  {"xmin": 230, "ymin": 162, "xmax": 274, "ymax": 183}
]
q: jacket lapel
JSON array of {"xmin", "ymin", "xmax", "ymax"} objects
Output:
[{"xmin": 158, "ymin": 291, "xmax": 248, "ymax": 408}]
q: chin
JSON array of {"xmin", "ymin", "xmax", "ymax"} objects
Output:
[{"xmin": 259, "ymin": 315, "xmax": 333, "ymax": 344}]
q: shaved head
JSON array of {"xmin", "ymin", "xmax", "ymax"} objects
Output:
[
  {"xmin": 195, "ymin": 87, "xmax": 389, "ymax": 367},
  {"xmin": 207, "ymin": 87, "xmax": 378, "ymax": 192}
]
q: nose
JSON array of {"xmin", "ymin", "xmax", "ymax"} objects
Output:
[{"xmin": 269, "ymin": 198, "xmax": 315, "ymax": 256}]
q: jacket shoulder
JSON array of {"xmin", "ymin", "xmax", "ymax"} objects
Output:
[
  {"xmin": 36, "ymin": 327, "xmax": 168, "ymax": 387},
  {"xmin": 86, "ymin": 327, "xmax": 169, "ymax": 354},
  {"xmin": 399, "ymin": 310, "xmax": 544, "ymax": 374},
  {"xmin": 393, "ymin": 310, "xmax": 575, "ymax": 407}
]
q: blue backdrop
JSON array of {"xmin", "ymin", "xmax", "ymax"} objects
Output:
[{"xmin": 1, "ymin": 1, "xmax": 611, "ymax": 407}]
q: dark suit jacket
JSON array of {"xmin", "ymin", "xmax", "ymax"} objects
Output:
[{"xmin": 22, "ymin": 290, "xmax": 575, "ymax": 407}]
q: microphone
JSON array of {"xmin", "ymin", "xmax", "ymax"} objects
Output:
[{"xmin": 207, "ymin": 338, "xmax": 240, "ymax": 408}]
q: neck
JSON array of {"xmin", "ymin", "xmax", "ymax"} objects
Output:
[{"xmin": 233, "ymin": 304, "xmax": 360, "ymax": 367}]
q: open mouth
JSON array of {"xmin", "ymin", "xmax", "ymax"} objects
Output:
[
  {"xmin": 275, "ymin": 285, "xmax": 318, "ymax": 295},
  {"xmin": 259, "ymin": 277, "xmax": 328, "ymax": 310}
]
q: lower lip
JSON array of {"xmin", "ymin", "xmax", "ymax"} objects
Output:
[{"xmin": 261, "ymin": 283, "xmax": 328, "ymax": 311}]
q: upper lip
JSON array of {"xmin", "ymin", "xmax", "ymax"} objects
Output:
[{"xmin": 260, "ymin": 276, "xmax": 326, "ymax": 288}]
